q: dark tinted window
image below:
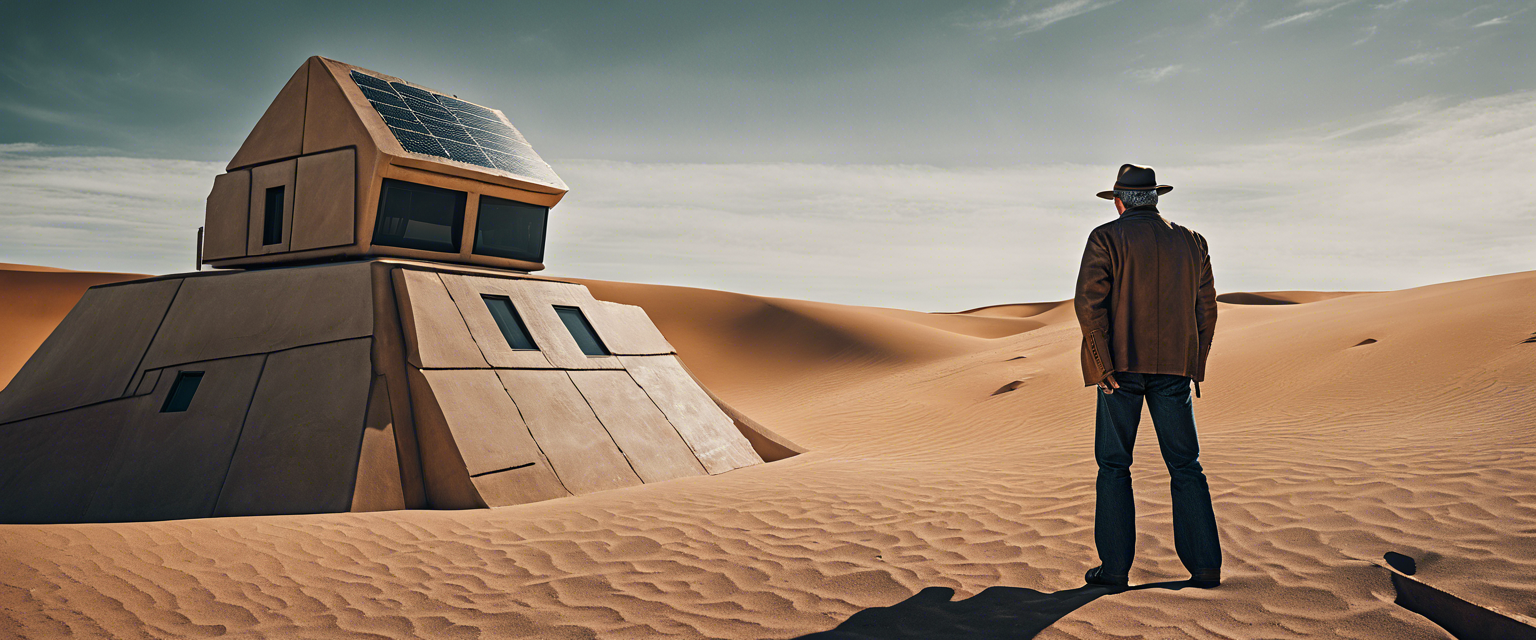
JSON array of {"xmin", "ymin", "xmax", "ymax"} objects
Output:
[
  {"xmin": 554, "ymin": 306, "xmax": 609, "ymax": 356},
  {"xmin": 263, "ymin": 186, "xmax": 284, "ymax": 245},
  {"xmin": 373, "ymin": 179, "xmax": 466, "ymax": 253},
  {"xmin": 482, "ymin": 296, "xmax": 537, "ymax": 350},
  {"xmin": 473, "ymin": 196, "xmax": 548, "ymax": 262},
  {"xmin": 160, "ymin": 371, "xmax": 204, "ymax": 413}
]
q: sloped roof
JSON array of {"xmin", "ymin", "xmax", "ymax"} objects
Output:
[
  {"xmin": 346, "ymin": 66, "xmax": 565, "ymax": 191},
  {"xmin": 228, "ymin": 57, "xmax": 566, "ymax": 194}
]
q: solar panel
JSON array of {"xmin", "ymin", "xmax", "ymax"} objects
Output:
[
  {"xmin": 349, "ymin": 69, "xmax": 564, "ymax": 188},
  {"xmin": 380, "ymin": 114, "xmax": 428, "ymax": 135},
  {"xmin": 392, "ymin": 129, "xmax": 448, "ymax": 157},
  {"xmin": 350, "ymin": 72, "xmax": 396, "ymax": 93}
]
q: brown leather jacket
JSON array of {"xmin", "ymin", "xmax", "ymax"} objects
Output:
[{"xmin": 1074, "ymin": 205, "xmax": 1216, "ymax": 389}]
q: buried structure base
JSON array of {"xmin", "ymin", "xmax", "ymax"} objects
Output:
[{"xmin": 0, "ymin": 259, "xmax": 781, "ymax": 524}]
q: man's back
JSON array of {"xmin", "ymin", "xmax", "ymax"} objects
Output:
[
  {"xmin": 1075, "ymin": 165, "xmax": 1222, "ymax": 589},
  {"xmin": 1074, "ymin": 205, "xmax": 1216, "ymax": 388}
]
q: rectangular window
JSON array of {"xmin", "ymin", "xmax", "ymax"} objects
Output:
[
  {"xmin": 554, "ymin": 306, "xmax": 609, "ymax": 356},
  {"xmin": 372, "ymin": 179, "xmax": 466, "ymax": 253},
  {"xmin": 482, "ymin": 295, "xmax": 537, "ymax": 350},
  {"xmin": 262, "ymin": 186, "xmax": 285, "ymax": 245},
  {"xmin": 472, "ymin": 195, "xmax": 548, "ymax": 263},
  {"xmin": 160, "ymin": 371, "xmax": 204, "ymax": 413}
]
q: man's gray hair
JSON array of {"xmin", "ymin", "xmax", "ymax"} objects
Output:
[{"xmin": 1114, "ymin": 189, "xmax": 1159, "ymax": 208}]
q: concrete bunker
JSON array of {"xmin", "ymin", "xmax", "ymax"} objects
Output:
[{"xmin": 0, "ymin": 57, "xmax": 799, "ymax": 524}]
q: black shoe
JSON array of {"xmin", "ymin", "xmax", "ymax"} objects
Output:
[
  {"xmin": 1085, "ymin": 566, "xmax": 1129, "ymax": 587},
  {"xmin": 1188, "ymin": 569, "xmax": 1221, "ymax": 589}
]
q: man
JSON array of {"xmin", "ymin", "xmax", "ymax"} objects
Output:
[{"xmin": 1075, "ymin": 164, "xmax": 1221, "ymax": 589}]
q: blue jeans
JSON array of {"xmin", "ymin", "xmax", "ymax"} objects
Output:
[{"xmin": 1094, "ymin": 372, "xmax": 1221, "ymax": 576}]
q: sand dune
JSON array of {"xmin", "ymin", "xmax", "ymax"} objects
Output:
[
  {"xmin": 0, "ymin": 264, "xmax": 147, "ymax": 389},
  {"xmin": 570, "ymin": 280, "xmax": 1044, "ymax": 404},
  {"xmin": 952, "ymin": 300, "xmax": 1071, "ymax": 318},
  {"xmin": 2, "ymin": 266, "xmax": 1533, "ymax": 639},
  {"xmin": 1215, "ymin": 290, "xmax": 1366, "ymax": 305}
]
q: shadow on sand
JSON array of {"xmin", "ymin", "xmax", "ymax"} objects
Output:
[{"xmin": 796, "ymin": 579, "xmax": 1199, "ymax": 640}]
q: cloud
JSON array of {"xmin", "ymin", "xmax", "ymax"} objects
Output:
[
  {"xmin": 1125, "ymin": 64, "xmax": 1185, "ymax": 84},
  {"xmin": 1263, "ymin": 1, "xmax": 1355, "ymax": 29},
  {"xmin": 1463, "ymin": 3, "xmax": 1528, "ymax": 27},
  {"xmin": 967, "ymin": 0, "xmax": 1123, "ymax": 35},
  {"xmin": 1352, "ymin": 24, "xmax": 1379, "ymax": 45},
  {"xmin": 538, "ymin": 90, "xmax": 1536, "ymax": 308},
  {"xmin": 1207, "ymin": 1, "xmax": 1249, "ymax": 27},
  {"xmin": 0, "ymin": 102, "xmax": 125, "ymax": 138},
  {"xmin": 1396, "ymin": 47, "xmax": 1458, "ymax": 65},
  {"xmin": 0, "ymin": 145, "xmax": 216, "ymax": 274},
  {"xmin": 3, "ymin": 91, "xmax": 1535, "ymax": 310}
]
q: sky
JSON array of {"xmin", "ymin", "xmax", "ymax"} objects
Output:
[{"xmin": 1, "ymin": 0, "xmax": 1533, "ymax": 310}]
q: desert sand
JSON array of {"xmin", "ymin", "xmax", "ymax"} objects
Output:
[
  {"xmin": 0, "ymin": 264, "xmax": 147, "ymax": 391},
  {"xmin": 1, "ymin": 264, "xmax": 1533, "ymax": 639}
]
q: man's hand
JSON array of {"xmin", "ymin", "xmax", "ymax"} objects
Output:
[{"xmin": 1097, "ymin": 373, "xmax": 1120, "ymax": 394}]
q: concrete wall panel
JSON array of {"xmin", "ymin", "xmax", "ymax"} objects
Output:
[
  {"xmin": 247, "ymin": 159, "xmax": 297, "ymax": 255},
  {"xmin": 351, "ymin": 375, "xmax": 406, "ymax": 512},
  {"xmin": 213, "ymin": 339, "xmax": 374, "ymax": 517},
  {"xmin": 570, "ymin": 370, "xmax": 706, "ymax": 483},
  {"xmin": 140, "ymin": 263, "xmax": 374, "ymax": 370},
  {"xmin": 496, "ymin": 369, "xmax": 642, "ymax": 495},
  {"xmin": 619, "ymin": 355, "xmax": 762, "ymax": 475},
  {"xmin": 414, "ymin": 369, "xmax": 546, "ymax": 476},
  {"xmin": 0, "ymin": 399, "xmax": 142, "ymax": 524},
  {"xmin": 470, "ymin": 461, "xmax": 569, "ymax": 508},
  {"xmin": 228, "ymin": 63, "xmax": 307, "ymax": 171},
  {"xmin": 439, "ymin": 273, "xmax": 552, "ymax": 369},
  {"xmin": 593, "ymin": 302, "xmax": 675, "ymax": 355},
  {"xmin": 302, "ymin": 56, "xmax": 386, "ymax": 266},
  {"xmin": 456, "ymin": 276, "xmax": 622, "ymax": 370},
  {"xmin": 703, "ymin": 387, "xmax": 806, "ymax": 463},
  {"xmin": 393, "ymin": 269, "xmax": 489, "ymax": 369},
  {"xmin": 292, "ymin": 148, "xmax": 357, "ymax": 252},
  {"xmin": 0, "ymin": 278, "xmax": 181, "ymax": 424},
  {"xmin": 414, "ymin": 368, "xmax": 565, "ymax": 503},
  {"xmin": 85, "ymin": 354, "xmax": 269, "ymax": 522},
  {"xmin": 370, "ymin": 263, "xmax": 426, "ymax": 508},
  {"xmin": 132, "ymin": 368, "xmax": 162, "ymax": 397},
  {"xmin": 304, "ymin": 56, "xmax": 385, "ymax": 160},
  {"xmin": 406, "ymin": 367, "xmax": 482, "ymax": 510},
  {"xmin": 203, "ymin": 170, "xmax": 250, "ymax": 261}
]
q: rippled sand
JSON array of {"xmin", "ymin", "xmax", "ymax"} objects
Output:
[{"xmin": 2, "ymin": 265, "xmax": 1532, "ymax": 638}]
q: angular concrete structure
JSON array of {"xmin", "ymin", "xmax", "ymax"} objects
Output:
[
  {"xmin": 0, "ymin": 58, "xmax": 788, "ymax": 524},
  {"xmin": 202, "ymin": 56, "xmax": 567, "ymax": 273}
]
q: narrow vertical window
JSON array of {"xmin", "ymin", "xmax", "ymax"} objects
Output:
[
  {"xmin": 554, "ymin": 306, "xmax": 609, "ymax": 356},
  {"xmin": 160, "ymin": 371, "xmax": 205, "ymax": 413},
  {"xmin": 482, "ymin": 295, "xmax": 537, "ymax": 350},
  {"xmin": 263, "ymin": 186, "xmax": 285, "ymax": 245}
]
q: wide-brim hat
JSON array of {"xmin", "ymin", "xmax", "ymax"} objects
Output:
[{"xmin": 1096, "ymin": 163, "xmax": 1173, "ymax": 200}]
